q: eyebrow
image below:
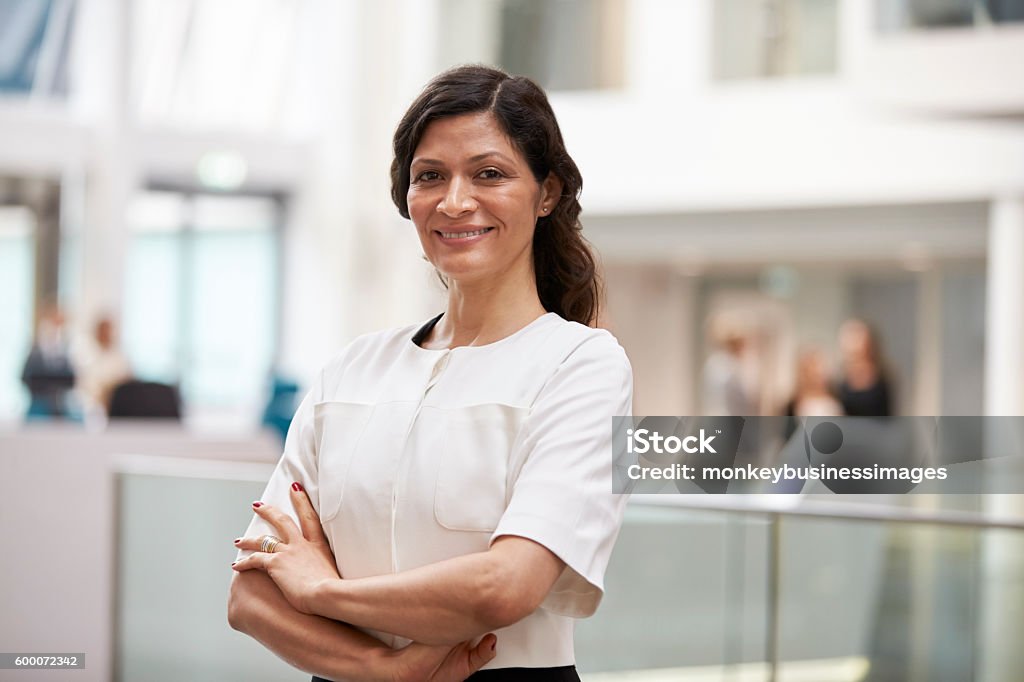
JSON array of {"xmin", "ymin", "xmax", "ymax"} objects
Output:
[{"xmin": 410, "ymin": 151, "xmax": 515, "ymax": 168}]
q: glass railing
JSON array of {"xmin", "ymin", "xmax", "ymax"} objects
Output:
[
  {"xmin": 577, "ymin": 495, "xmax": 1024, "ymax": 681},
  {"xmin": 114, "ymin": 464, "xmax": 295, "ymax": 682},
  {"xmin": 114, "ymin": 462, "xmax": 1024, "ymax": 681}
]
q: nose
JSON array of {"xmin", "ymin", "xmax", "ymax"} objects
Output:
[{"xmin": 437, "ymin": 176, "xmax": 477, "ymax": 217}]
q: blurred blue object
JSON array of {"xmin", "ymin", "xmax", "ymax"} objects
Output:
[{"xmin": 262, "ymin": 376, "xmax": 299, "ymax": 444}]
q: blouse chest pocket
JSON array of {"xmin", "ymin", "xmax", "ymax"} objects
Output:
[
  {"xmin": 434, "ymin": 403, "xmax": 529, "ymax": 532},
  {"xmin": 314, "ymin": 401, "xmax": 375, "ymax": 522}
]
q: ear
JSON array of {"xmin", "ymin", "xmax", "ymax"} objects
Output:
[{"xmin": 537, "ymin": 173, "xmax": 563, "ymax": 218}]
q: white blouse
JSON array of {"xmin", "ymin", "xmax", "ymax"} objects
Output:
[{"xmin": 241, "ymin": 312, "xmax": 633, "ymax": 669}]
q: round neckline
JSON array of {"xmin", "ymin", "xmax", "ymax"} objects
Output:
[{"xmin": 410, "ymin": 312, "xmax": 559, "ymax": 353}]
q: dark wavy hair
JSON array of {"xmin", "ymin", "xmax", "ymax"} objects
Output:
[{"xmin": 390, "ymin": 64, "xmax": 600, "ymax": 326}]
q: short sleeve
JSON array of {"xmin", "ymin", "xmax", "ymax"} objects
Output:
[
  {"xmin": 235, "ymin": 378, "xmax": 322, "ymax": 561},
  {"xmin": 490, "ymin": 332, "xmax": 633, "ymax": 618}
]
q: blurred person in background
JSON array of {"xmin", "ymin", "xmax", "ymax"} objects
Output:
[
  {"xmin": 837, "ymin": 318, "xmax": 893, "ymax": 417},
  {"xmin": 785, "ymin": 346, "xmax": 843, "ymax": 418},
  {"xmin": 21, "ymin": 300, "xmax": 76, "ymax": 419},
  {"xmin": 702, "ymin": 315, "xmax": 758, "ymax": 416},
  {"xmin": 75, "ymin": 314, "xmax": 132, "ymax": 419},
  {"xmin": 228, "ymin": 65, "xmax": 632, "ymax": 681}
]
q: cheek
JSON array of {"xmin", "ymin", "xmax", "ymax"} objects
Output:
[{"xmin": 407, "ymin": 195, "xmax": 433, "ymax": 229}]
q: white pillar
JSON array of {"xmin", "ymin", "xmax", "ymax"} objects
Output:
[
  {"xmin": 984, "ymin": 197, "xmax": 1024, "ymax": 415},
  {"xmin": 72, "ymin": 0, "xmax": 136, "ymax": 334},
  {"xmin": 977, "ymin": 196, "xmax": 1024, "ymax": 682}
]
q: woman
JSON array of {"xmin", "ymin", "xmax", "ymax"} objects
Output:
[
  {"xmin": 836, "ymin": 318, "xmax": 893, "ymax": 417},
  {"xmin": 785, "ymin": 346, "xmax": 843, "ymax": 418},
  {"xmin": 228, "ymin": 65, "xmax": 633, "ymax": 681}
]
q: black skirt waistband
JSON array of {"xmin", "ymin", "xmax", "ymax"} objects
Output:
[
  {"xmin": 467, "ymin": 665, "xmax": 580, "ymax": 680},
  {"xmin": 313, "ymin": 665, "xmax": 579, "ymax": 681}
]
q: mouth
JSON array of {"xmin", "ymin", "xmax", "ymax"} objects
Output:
[{"xmin": 435, "ymin": 226, "xmax": 495, "ymax": 240}]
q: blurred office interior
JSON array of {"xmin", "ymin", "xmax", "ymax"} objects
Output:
[{"xmin": 2, "ymin": 0, "xmax": 1024, "ymax": 680}]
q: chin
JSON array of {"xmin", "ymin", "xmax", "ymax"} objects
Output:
[{"xmin": 432, "ymin": 257, "xmax": 493, "ymax": 282}]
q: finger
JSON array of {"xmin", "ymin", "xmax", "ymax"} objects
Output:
[
  {"xmin": 231, "ymin": 553, "xmax": 271, "ymax": 573},
  {"xmin": 466, "ymin": 634, "xmax": 497, "ymax": 673},
  {"xmin": 251, "ymin": 501, "xmax": 301, "ymax": 542},
  {"xmin": 289, "ymin": 482, "xmax": 327, "ymax": 543},
  {"xmin": 233, "ymin": 536, "xmax": 284, "ymax": 553}
]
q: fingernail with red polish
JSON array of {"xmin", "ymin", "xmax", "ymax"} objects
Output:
[
  {"xmin": 252, "ymin": 501, "xmax": 262, "ymax": 508},
  {"xmin": 291, "ymin": 482, "xmax": 304, "ymax": 492}
]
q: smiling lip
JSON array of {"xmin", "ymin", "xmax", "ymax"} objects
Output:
[{"xmin": 435, "ymin": 226, "xmax": 494, "ymax": 240}]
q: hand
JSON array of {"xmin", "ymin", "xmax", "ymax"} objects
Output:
[
  {"xmin": 389, "ymin": 634, "xmax": 497, "ymax": 682},
  {"xmin": 232, "ymin": 483, "xmax": 339, "ymax": 614}
]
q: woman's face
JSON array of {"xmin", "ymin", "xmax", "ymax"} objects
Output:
[
  {"xmin": 407, "ymin": 111, "xmax": 559, "ymax": 286},
  {"xmin": 839, "ymin": 321, "xmax": 871, "ymax": 359}
]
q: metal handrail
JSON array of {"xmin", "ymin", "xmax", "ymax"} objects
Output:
[{"xmin": 629, "ymin": 493, "xmax": 1024, "ymax": 531}]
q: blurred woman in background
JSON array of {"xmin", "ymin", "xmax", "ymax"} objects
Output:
[
  {"xmin": 837, "ymin": 318, "xmax": 893, "ymax": 417},
  {"xmin": 785, "ymin": 346, "xmax": 843, "ymax": 418}
]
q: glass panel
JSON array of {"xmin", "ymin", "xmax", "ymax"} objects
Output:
[
  {"xmin": 575, "ymin": 505, "xmax": 770, "ymax": 674},
  {"xmin": 133, "ymin": 0, "xmax": 301, "ymax": 132},
  {"xmin": 438, "ymin": 0, "xmax": 626, "ymax": 91},
  {"xmin": 774, "ymin": 516, "xmax": 1022, "ymax": 680},
  {"xmin": 0, "ymin": 0, "xmax": 75, "ymax": 97},
  {"xmin": 713, "ymin": 0, "xmax": 839, "ymax": 81},
  {"xmin": 776, "ymin": 517, "xmax": 889, "ymax": 676},
  {"xmin": 122, "ymin": 190, "xmax": 279, "ymax": 419},
  {"xmin": 941, "ymin": 270, "xmax": 985, "ymax": 416},
  {"xmin": 499, "ymin": 0, "xmax": 625, "ymax": 90},
  {"xmin": 0, "ymin": 207, "xmax": 36, "ymax": 420},
  {"xmin": 116, "ymin": 472, "xmax": 297, "ymax": 681},
  {"xmin": 877, "ymin": 0, "xmax": 1024, "ymax": 31},
  {"xmin": 123, "ymin": 231, "xmax": 183, "ymax": 384},
  {"xmin": 186, "ymin": 225, "xmax": 276, "ymax": 409}
]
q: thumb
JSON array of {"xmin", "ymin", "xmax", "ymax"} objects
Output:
[{"xmin": 466, "ymin": 634, "xmax": 497, "ymax": 673}]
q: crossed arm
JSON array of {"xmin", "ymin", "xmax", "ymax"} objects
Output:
[{"xmin": 227, "ymin": 483, "xmax": 566, "ymax": 679}]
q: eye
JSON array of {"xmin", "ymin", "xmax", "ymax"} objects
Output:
[
  {"xmin": 478, "ymin": 168, "xmax": 505, "ymax": 180},
  {"xmin": 413, "ymin": 170, "xmax": 442, "ymax": 183}
]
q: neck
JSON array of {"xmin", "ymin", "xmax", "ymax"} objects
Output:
[{"xmin": 428, "ymin": 270, "xmax": 547, "ymax": 349}]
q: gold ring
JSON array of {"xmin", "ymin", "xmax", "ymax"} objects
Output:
[{"xmin": 260, "ymin": 535, "xmax": 283, "ymax": 553}]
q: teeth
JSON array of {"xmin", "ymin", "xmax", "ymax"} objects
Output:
[{"xmin": 441, "ymin": 228, "xmax": 491, "ymax": 239}]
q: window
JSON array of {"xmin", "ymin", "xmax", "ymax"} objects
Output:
[
  {"xmin": 877, "ymin": 0, "xmax": 1024, "ymax": 32},
  {"xmin": 438, "ymin": 0, "xmax": 626, "ymax": 91},
  {"xmin": 132, "ymin": 0, "xmax": 303, "ymax": 132},
  {"xmin": 713, "ymin": 0, "xmax": 839, "ymax": 80},
  {"xmin": 498, "ymin": 0, "xmax": 625, "ymax": 90},
  {"xmin": 123, "ymin": 190, "xmax": 281, "ymax": 419},
  {"xmin": 0, "ymin": 0, "xmax": 75, "ymax": 98}
]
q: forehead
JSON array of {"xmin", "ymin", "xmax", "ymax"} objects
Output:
[{"xmin": 412, "ymin": 112, "xmax": 522, "ymax": 164}]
